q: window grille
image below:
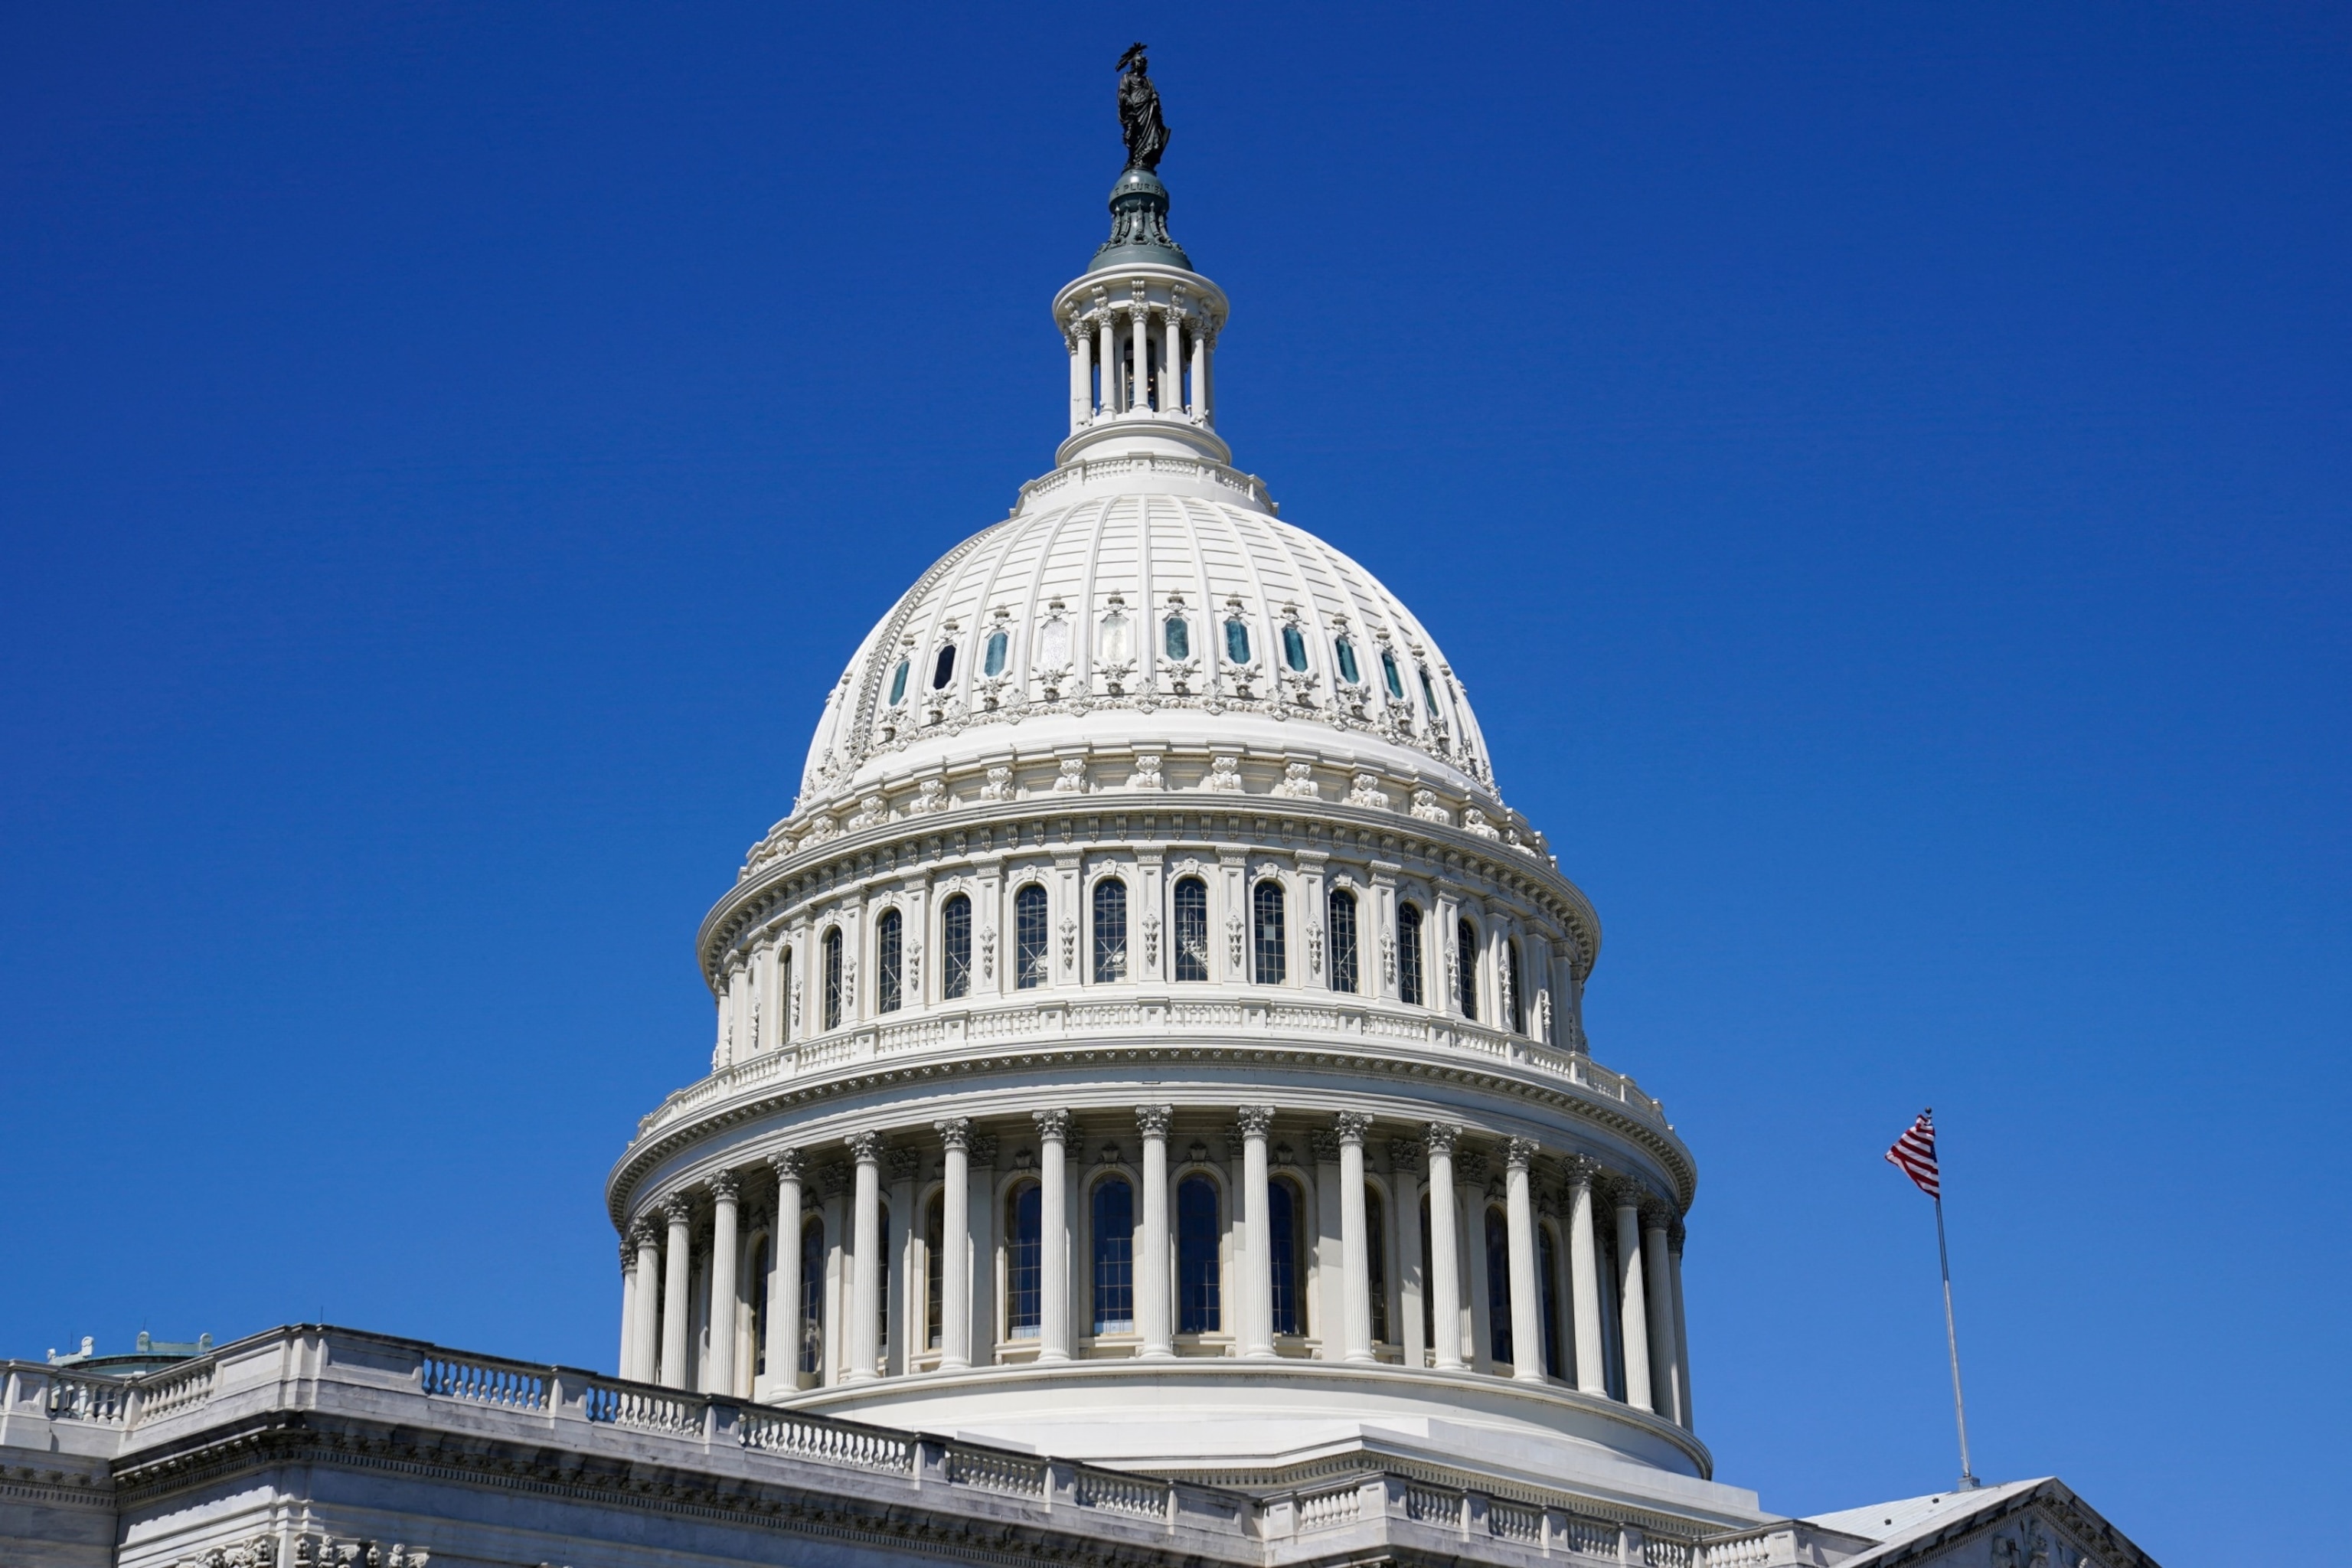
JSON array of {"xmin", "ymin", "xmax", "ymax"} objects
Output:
[
  {"xmin": 1173, "ymin": 877, "xmax": 1210, "ymax": 982},
  {"xmin": 1253, "ymin": 880, "xmax": 1286, "ymax": 985},
  {"xmin": 1016, "ymin": 885, "xmax": 1049, "ymax": 989}
]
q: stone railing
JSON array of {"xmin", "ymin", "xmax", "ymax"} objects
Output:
[{"xmin": 635, "ymin": 999, "xmax": 1669, "ymax": 1144}]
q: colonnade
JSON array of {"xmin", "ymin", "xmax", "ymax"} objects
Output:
[
  {"xmin": 617, "ymin": 1107, "xmax": 1692, "ymax": 1432},
  {"xmin": 1065, "ymin": 296, "xmax": 1213, "ymax": 433}
]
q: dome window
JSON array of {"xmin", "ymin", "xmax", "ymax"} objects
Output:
[
  {"xmin": 1281, "ymin": 626, "xmax": 1309, "ymax": 673},
  {"xmin": 1333, "ymin": 635, "xmax": 1361, "ymax": 686},
  {"xmin": 1252, "ymin": 880, "xmax": 1286, "ymax": 985},
  {"xmin": 1092, "ymin": 877, "xmax": 1129, "ymax": 982},
  {"xmin": 1397, "ymin": 902, "xmax": 1426, "ymax": 1006},
  {"xmin": 1037, "ymin": 617, "xmax": 1072, "ymax": 671},
  {"xmin": 1223, "ymin": 616, "xmax": 1252, "ymax": 665},
  {"xmin": 983, "ymin": 629, "xmax": 1009, "ymax": 678},
  {"xmin": 1171, "ymin": 877, "xmax": 1210, "ymax": 982},
  {"xmin": 930, "ymin": 645, "xmax": 956, "ymax": 691},
  {"xmin": 887, "ymin": 658, "xmax": 910, "ymax": 707},
  {"xmin": 1380, "ymin": 648, "xmax": 1405, "ymax": 701},
  {"xmin": 1163, "ymin": 616, "xmax": 1190, "ymax": 661},
  {"xmin": 1418, "ymin": 665, "xmax": 1441, "ymax": 715},
  {"xmin": 1099, "ymin": 606, "xmax": 1132, "ymax": 665},
  {"xmin": 1015, "ymin": 884, "xmax": 1050, "ymax": 990}
]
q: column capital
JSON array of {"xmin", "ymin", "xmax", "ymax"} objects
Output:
[
  {"xmin": 934, "ymin": 1116, "xmax": 972, "ymax": 1151},
  {"xmin": 970, "ymin": 1132, "xmax": 1000, "ymax": 1166},
  {"xmin": 1135, "ymin": 1104, "xmax": 1175, "ymax": 1139},
  {"xmin": 1608, "ymin": 1174, "xmax": 1651, "ymax": 1213},
  {"xmin": 706, "ymin": 1170, "xmax": 741, "ymax": 1204},
  {"xmin": 628, "ymin": 1217, "xmax": 660, "ymax": 1247},
  {"xmin": 887, "ymin": 1147, "xmax": 924, "ymax": 1183},
  {"xmin": 1639, "ymin": 1193, "xmax": 1676, "ymax": 1233},
  {"xmin": 1334, "ymin": 1111, "xmax": 1375, "ymax": 1147},
  {"xmin": 1423, "ymin": 1121, "xmax": 1462, "ymax": 1158},
  {"xmin": 1668, "ymin": 1214, "xmax": 1687, "ymax": 1253},
  {"xmin": 1559, "ymin": 1152, "xmax": 1602, "ymax": 1191},
  {"xmin": 1034, "ymin": 1107, "xmax": 1073, "ymax": 1142},
  {"xmin": 1505, "ymin": 1136, "xmax": 1542, "ymax": 1171},
  {"xmin": 619, "ymin": 1238, "xmax": 637, "ymax": 1271},
  {"xmin": 769, "ymin": 1148, "xmax": 805, "ymax": 1183},
  {"xmin": 660, "ymin": 1193, "xmax": 694, "ymax": 1227},
  {"xmin": 1387, "ymin": 1138, "xmax": 1424, "ymax": 1174},
  {"xmin": 1234, "ymin": 1105, "xmax": 1277, "ymax": 1139},
  {"xmin": 1309, "ymin": 1129, "xmax": 1341, "ymax": 1164},
  {"xmin": 846, "ymin": 1131, "xmax": 885, "ymax": 1165},
  {"xmin": 1455, "ymin": 1148, "xmax": 1490, "ymax": 1184}
]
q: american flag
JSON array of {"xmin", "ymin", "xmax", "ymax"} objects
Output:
[{"xmin": 1885, "ymin": 1109, "xmax": 1939, "ymax": 1199}]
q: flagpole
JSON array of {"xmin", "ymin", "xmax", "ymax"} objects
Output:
[{"xmin": 1932, "ymin": 1193, "xmax": 1979, "ymax": 1489}]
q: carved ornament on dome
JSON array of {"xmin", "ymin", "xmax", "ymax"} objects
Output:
[
  {"xmin": 1204, "ymin": 754, "xmax": 1243, "ymax": 791},
  {"xmin": 1052, "ymin": 757, "xmax": 1089, "ymax": 793},
  {"xmin": 1272, "ymin": 760, "xmax": 1321, "ymax": 799},
  {"xmin": 1124, "ymin": 752, "xmax": 1165, "ymax": 789},
  {"xmin": 1410, "ymin": 789, "xmax": 1452, "ymax": 825},
  {"xmin": 1346, "ymin": 772, "xmax": 1391, "ymax": 810}
]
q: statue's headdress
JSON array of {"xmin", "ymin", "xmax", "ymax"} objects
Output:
[{"xmin": 1118, "ymin": 42, "xmax": 1149, "ymax": 72}]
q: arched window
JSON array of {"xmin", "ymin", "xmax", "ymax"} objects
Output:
[
  {"xmin": 931, "ymin": 645, "xmax": 956, "ymax": 690},
  {"xmin": 1092, "ymin": 877, "xmax": 1128, "ymax": 983},
  {"xmin": 888, "ymin": 658, "xmax": 910, "ymax": 706},
  {"xmin": 1269, "ymin": 1179, "xmax": 1305, "ymax": 1337},
  {"xmin": 983, "ymin": 628, "xmax": 1009, "ymax": 678},
  {"xmin": 1456, "ymin": 919, "xmax": 1479, "ymax": 1021},
  {"xmin": 750, "ymin": 1233, "xmax": 771, "ymax": 1377},
  {"xmin": 1092, "ymin": 1178, "xmax": 1135, "ymax": 1334},
  {"xmin": 940, "ymin": 893, "xmax": 972, "ymax": 1000},
  {"xmin": 1172, "ymin": 877, "xmax": 1210, "ymax": 982},
  {"xmin": 1006, "ymin": 1183, "xmax": 1042, "ymax": 1339},
  {"xmin": 1177, "ymin": 1175, "xmax": 1220, "ymax": 1333},
  {"xmin": 1538, "ymin": 1223, "xmax": 1564, "ymax": 1379},
  {"xmin": 798, "ymin": 1215, "xmax": 825, "ymax": 1376},
  {"xmin": 1380, "ymin": 646, "xmax": 1405, "ymax": 701},
  {"xmin": 779, "ymin": 949, "xmax": 794, "ymax": 1043},
  {"xmin": 1281, "ymin": 624, "xmax": 1309, "ymax": 673},
  {"xmin": 1485, "ymin": 1207, "xmax": 1514, "ymax": 1368},
  {"xmin": 1328, "ymin": 888, "xmax": 1359, "ymax": 995},
  {"xmin": 1366, "ymin": 1186, "xmax": 1390, "ymax": 1345},
  {"xmin": 1397, "ymin": 903, "xmax": 1425, "ymax": 1005},
  {"xmin": 1505, "ymin": 941, "xmax": 1525, "ymax": 1034},
  {"xmin": 875, "ymin": 909, "xmax": 903, "ymax": 1014},
  {"xmin": 1015, "ymin": 884, "xmax": 1049, "ymax": 990},
  {"xmin": 1418, "ymin": 665, "xmax": 1441, "ymax": 717},
  {"xmin": 1253, "ymin": 880, "xmax": 1287, "ymax": 985},
  {"xmin": 1334, "ymin": 635, "xmax": 1361, "ymax": 685},
  {"xmin": 822, "ymin": 928, "xmax": 844, "ymax": 1031},
  {"xmin": 926, "ymin": 1192, "xmax": 945, "ymax": 1350},
  {"xmin": 1163, "ymin": 615, "xmax": 1190, "ymax": 660},
  {"xmin": 1223, "ymin": 616, "xmax": 1252, "ymax": 665}
]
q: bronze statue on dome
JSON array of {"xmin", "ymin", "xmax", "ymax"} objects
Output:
[{"xmin": 1116, "ymin": 43, "xmax": 1171, "ymax": 172}]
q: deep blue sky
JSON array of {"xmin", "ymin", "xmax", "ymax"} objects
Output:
[{"xmin": 3, "ymin": 6, "xmax": 2344, "ymax": 1563}]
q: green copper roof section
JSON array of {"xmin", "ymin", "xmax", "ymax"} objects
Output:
[{"xmin": 1089, "ymin": 168, "xmax": 1192, "ymax": 273}]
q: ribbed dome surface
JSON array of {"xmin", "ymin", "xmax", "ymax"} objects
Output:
[{"xmin": 798, "ymin": 489, "xmax": 1496, "ymax": 807}]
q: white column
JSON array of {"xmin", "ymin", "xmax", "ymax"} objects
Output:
[
  {"xmin": 1643, "ymin": 1199, "xmax": 1684, "ymax": 1425},
  {"xmin": 617, "ymin": 1241, "xmax": 637, "ymax": 1377},
  {"xmin": 1137, "ymin": 1106, "xmax": 1174, "ymax": 1359},
  {"xmin": 767, "ymin": 1152, "xmax": 804, "ymax": 1390},
  {"xmin": 659, "ymin": 1195, "xmax": 693, "ymax": 1389},
  {"xmin": 1504, "ymin": 1139, "xmax": 1544, "ymax": 1383},
  {"xmin": 629, "ymin": 1223, "xmax": 661, "ymax": 1382},
  {"xmin": 1668, "ymin": 1218, "xmax": 1694, "ymax": 1431},
  {"xmin": 1160, "ymin": 308, "xmax": 1181, "ymax": 413},
  {"xmin": 707, "ymin": 1171, "xmax": 741, "ymax": 1395},
  {"xmin": 1392, "ymin": 1142, "xmax": 1426, "ymax": 1368},
  {"xmin": 1423, "ymin": 1123, "xmax": 1465, "ymax": 1370},
  {"xmin": 1035, "ymin": 1109, "xmax": 1072, "ymax": 1361},
  {"xmin": 1187, "ymin": 320, "xmax": 1207, "ymax": 419},
  {"xmin": 1237, "ymin": 1106, "xmax": 1276, "ymax": 1358},
  {"xmin": 1613, "ymin": 1184, "xmax": 1654, "ymax": 1413},
  {"xmin": 1068, "ymin": 318, "xmax": 1091, "ymax": 430},
  {"xmin": 1129, "ymin": 305, "xmax": 1148, "ymax": 413},
  {"xmin": 936, "ymin": 1119, "xmax": 972, "ymax": 1370},
  {"xmin": 756, "ymin": 939, "xmax": 782, "ymax": 1055},
  {"xmin": 846, "ymin": 1132, "xmax": 883, "ymax": 1383},
  {"xmin": 1336, "ymin": 1113, "xmax": 1375, "ymax": 1363},
  {"xmin": 1098, "ymin": 312, "xmax": 1117, "ymax": 416},
  {"xmin": 1563, "ymin": 1156, "xmax": 1607, "ymax": 1396}
]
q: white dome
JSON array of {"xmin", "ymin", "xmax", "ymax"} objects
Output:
[{"xmin": 798, "ymin": 483, "xmax": 1498, "ymax": 812}]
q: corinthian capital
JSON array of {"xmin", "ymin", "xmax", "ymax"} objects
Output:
[
  {"xmin": 660, "ymin": 1193, "xmax": 694, "ymax": 1227},
  {"xmin": 1033, "ymin": 1108, "xmax": 1073, "ymax": 1143},
  {"xmin": 769, "ymin": 1148, "xmax": 805, "ymax": 1184},
  {"xmin": 1234, "ymin": 1105, "xmax": 1277, "ymax": 1139},
  {"xmin": 705, "ymin": 1170, "xmax": 741, "ymax": 1204},
  {"xmin": 1559, "ymin": 1152, "xmax": 1602, "ymax": 1191},
  {"xmin": 1423, "ymin": 1121, "xmax": 1462, "ymax": 1158},
  {"xmin": 933, "ymin": 1116, "xmax": 972, "ymax": 1152},
  {"xmin": 845, "ymin": 1130, "xmax": 885, "ymax": 1165},
  {"xmin": 1334, "ymin": 1112, "xmax": 1374, "ymax": 1147},
  {"xmin": 1135, "ymin": 1104, "xmax": 1174, "ymax": 1140},
  {"xmin": 1505, "ymin": 1136, "xmax": 1541, "ymax": 1171}
]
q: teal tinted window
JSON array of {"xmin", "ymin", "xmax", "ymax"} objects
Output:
[
  {"xmin": 983, "ymin": 629, "xmax": 1008, "ymax": 677},
  {"xmin": 1224, "ymin": 619, "xmax": 1251, "ymax": 663},
  {"xmin": 1334, "ymin": 636, "xmax": 1360, "ymax": 684},
  {"xmin": 1418, "ymin": 667, "xmax": 1439, "ymax": 714},
  {"xmin": 1380, "ymin": 648, "xmax": 1404, "ymax": 700},
  {"xmin": 1282, "ymin": 626, "xmax": 1308, "ymax": 672},
  {"xmin": 1164, "ymin": 616, "xmax": 1189, "ymax": 660},
  {"xmin": 888, "ymin": 659, "xmax": 910, "ymax": 705}
]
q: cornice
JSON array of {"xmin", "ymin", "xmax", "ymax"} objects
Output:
[{"xmin": 605, "ymin": 1036, "xmax": 1694, "ymax": 1226}]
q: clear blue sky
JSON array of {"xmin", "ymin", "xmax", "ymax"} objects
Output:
[{"xmin": 3, "ymin": 7, "xmax": 2344, "ymax": 1563}]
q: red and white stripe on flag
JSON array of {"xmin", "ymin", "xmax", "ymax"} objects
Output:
[{"xmin": 1886, "ymin": 1109, "xmax": 1939, "ymax": 1198}]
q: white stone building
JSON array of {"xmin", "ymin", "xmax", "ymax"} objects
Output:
[{"xmin": 2, "ymin": 131, "xmax": 2158, "ymax": 1568}]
